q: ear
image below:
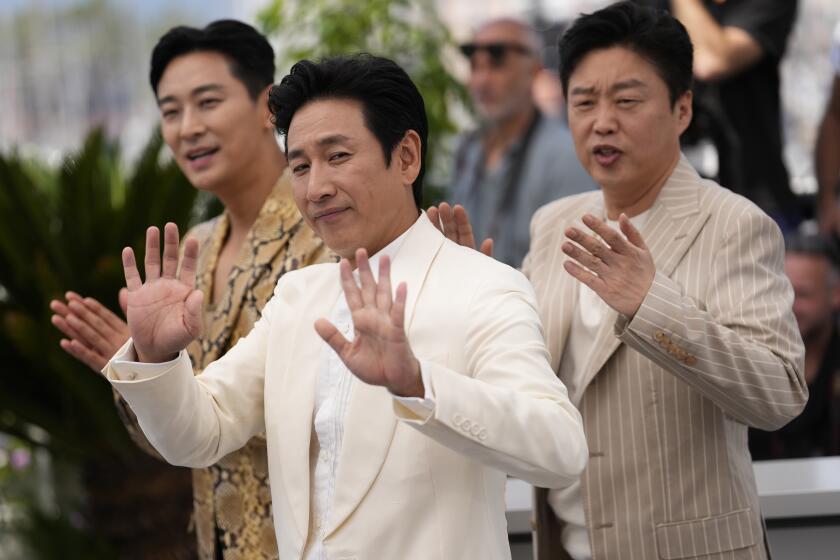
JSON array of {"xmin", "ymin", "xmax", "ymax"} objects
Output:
[
  {"xmin": 395, "ymin": 130, "xmax": 422, "ymax": 187},
  {"xmin": 258, "ymin": 84, "xmax": 275, "ymax": 130},
  {"xmin": 675, "ymin": 89, "xmax": 693, "ymax": 136}
]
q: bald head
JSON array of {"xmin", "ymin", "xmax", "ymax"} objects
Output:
[
  {"xmin": 466, "ymin": 18, "xmax": 543, "ymax": 125},
  {"xmin": 475, "ymin": 18, "xmax": 543, "ymax": 56}
]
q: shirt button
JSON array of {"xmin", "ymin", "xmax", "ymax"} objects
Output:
[{"xmin": 314, "ymin": 517, "xmax": 322, "ymax": 529}]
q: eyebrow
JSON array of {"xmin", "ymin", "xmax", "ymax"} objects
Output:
[
  {"xmin": 287, "ymin": 134, "xmax": 353, "ymax": 161},
  {"xmin": 157, "ymin": 84, "xmax": 225, "ymax": 106},
  {"xmin": 569, "ymin": 79, "xmax": 647, "ymax": 97}
]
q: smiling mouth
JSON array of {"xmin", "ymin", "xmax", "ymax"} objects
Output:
[
  {"xmin": 186, "ymin": 147, "xmax": 219, "ymax": 160},
  {"xmin": 314, "ymin": 208, "xmax": 348, "ymax": 220},
  {"xmin": 594, "ymin": 146, "xmax": 620, "ymax": 156}
]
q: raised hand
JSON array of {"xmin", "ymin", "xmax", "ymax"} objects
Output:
[
  {"xmin": 427, "ymin": 203, "xmax": 494, "ymax": 257},
  {"xmin": 50, "ymin": 290, "xmax": 130, "ymax": 371},
  {"xmin": 314, "ymin": 249, "xmax": 423, "ymax": 398},
  {"xmin": 562, "ymin": 213, "xmax": 655, "ymax": 317},
  {"xmin": 122, "ymin": 223, "xmax": 204, "ymax": 363}
]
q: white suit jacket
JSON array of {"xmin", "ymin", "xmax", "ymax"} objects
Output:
[{"xmin": 106, "ymin": 214, "xmax": 587, "ymax": 560}]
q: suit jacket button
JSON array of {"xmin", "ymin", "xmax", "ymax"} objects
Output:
[
  {"xmin": 461, "ymin": 420, "xmax": 472, "ymax": 431},
  {"xmin": 478, "ymin": 430, "xmax": 488, "ymax": 441},
  {"xmin": 470, "ymin": 425, "xmax": 481, "ymax": 436},
  {"xmin": 453, "ymin": 414, "xmax": 463, "ymax": 426}
]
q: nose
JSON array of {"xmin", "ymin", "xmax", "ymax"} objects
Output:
[
  {"xmin": 593, "ymin": 103, "xmax": 618, "ymax": 136},
  {"xmin": 179, "ymin": 106, "xmax": 206, "ymax": 140},
  {"xmin": 306, "ymin": 162, "xmax": 337, "ymax": 203}
]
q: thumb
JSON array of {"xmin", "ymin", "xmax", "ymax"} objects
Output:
[
  {"xmin": 184, "ymin": 289, "xmax": 204, "ymax": 338},
  {"xmin": 118, "ymin": 288, "xmax": 129, "ymax": 317}
]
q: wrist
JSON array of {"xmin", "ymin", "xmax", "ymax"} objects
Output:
[
  {"xmin": 135, "ymin": 346, "xmax": 178, "ymax": 364},
  {"xmin": 391, "ymin": 359, "xmax": 424, "ymax": 398}
]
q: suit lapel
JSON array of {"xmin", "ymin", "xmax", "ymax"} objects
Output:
[
  {"xmin": 574, "ymin": 156, "xmax": 711, "ymax": 400},
  {"xmin": 275, "ymin": 267, "xmax": 342, "ymax": 542},
  {"xmin": 325, "ymin": 213, "xmax": 444, "ymax": 536}
]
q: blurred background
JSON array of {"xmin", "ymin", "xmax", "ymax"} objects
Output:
[{"xmin": 1, "ymin": 0, "xmax": 839, "ymax": 558}]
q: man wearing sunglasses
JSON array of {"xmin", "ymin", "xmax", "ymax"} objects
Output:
[{"xmin": 450, "ymin": 18, "xmax": 595, "ymax": 267}]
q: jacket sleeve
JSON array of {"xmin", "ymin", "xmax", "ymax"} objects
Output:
[
  {"xmin": 393, "ymin": 267, "xmax": 588, "ymax": 489},
  {"xmin": 101, "ymin": 278, "xmax": 292, "ymax": 468},
  {"xmin": 614, "ymin": 206, "xmax": 807, "ymax": 430}
]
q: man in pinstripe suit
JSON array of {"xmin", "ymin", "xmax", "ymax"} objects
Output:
[{"xmin": 432, "ymin": 2, "xmax": 807, "ymax": 558}]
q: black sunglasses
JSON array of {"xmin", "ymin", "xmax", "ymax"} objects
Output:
[{"xmin": 459, "ymin": 42, "xmax": 533, "ymax": 66}]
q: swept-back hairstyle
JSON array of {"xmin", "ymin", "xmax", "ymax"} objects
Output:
[
  {"xmin": 149, "ymin": 19, "xmax": 275, "ymax": 100},
  {"xmin": 268, "ymin": 54, "xmax": 428, "ymax": 208},
  {"xmin": 558, "ymin": 1, "xmax": 693, "ymax": 106}
]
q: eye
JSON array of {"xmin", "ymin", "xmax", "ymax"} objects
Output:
[
  {"xmin": 292, "ymin": 162, "xmax": 309, "ymax": 176},
  {"xmin": 329, "ymin": 152, "xmax": 350, "ymax": 162},
  {"xmin": 161, "ymin": 108, "xmax": 179, "ymax": 120},
  {"xmin": 199, "ymin": 98, "xmax": 221, "ymax": 109},
  {"xmin": 617, "ymin": 98, "xmax": 639, "ymax": 106},
  {"xmin": 574, "ymin": 100, "xmax": 594, "ymax": 109}
]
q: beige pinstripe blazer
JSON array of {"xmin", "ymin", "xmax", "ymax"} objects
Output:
[{"xmin": 525, "ymin": 156, "xmax": 808, "ymax": 560}]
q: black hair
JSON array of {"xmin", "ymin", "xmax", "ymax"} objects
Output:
[
  {"xmin": 558, "ymin": 1, "xmax": 693, "ymax": 106},
  {"xmin": 785, "ymin": 232, "xmax": 840, "ymax": 270},
  {"xmin": 150, "ymin": 20, "xmax": 275, "ymax": 100},
  {"xmin": 268, "ymin": 54, "xmax": 428, "ymax": 208}
]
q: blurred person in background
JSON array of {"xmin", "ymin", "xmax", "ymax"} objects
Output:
[
  {"xmin": 50, "ymin": 20, "xmax": 329, "ymax": 560},
  {"xmin": 817, "ymin": 20, "xmax": 840, "ymax": 238},
  {"xmin": 639, "ymin": 0, "xmax": 803, "ymax": 230},
  {"xmin": 450, "ymin": 18, "xmax": 595, "ymax": 267},
  {"xmin": 750, "ymin": 233, "xmax": 840, "ymax": 459}
]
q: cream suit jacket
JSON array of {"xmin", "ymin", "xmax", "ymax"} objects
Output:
[
  {"xmin": 526, "ymin": 157, "xmax": 807, "ymax": 560},
  {"xmin": 105, "ymin": 214, "xmax": 588, "ymax": 560}
]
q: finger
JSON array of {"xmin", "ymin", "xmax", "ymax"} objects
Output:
[
  {"xmin": 390, "ymin": 282, "xmax": 407, "ymax": 329},
  {"xmin": 65, "ymin": 291, "xmax": 83, "ymax": 302},
  {"xmin": 68, "ymin": 300, "xmax": 116, "ymax": 345},
  {"xmin": 50, "ymin": 299, "xmax": 71, "ymax": 319},
  {"xmin": 563, "ymin": 259, "xmax": 606, "ymax": 293},
  {"xmin": 314, "ymin": 318, "xmax": 351, "ymax": 357},
  {"xmin": 426, "ymin": 207, "xmax": 442, "ymax": 232},
  {"xmin": 376, "ymin": 255, "xmax": 393, "ymax": 312},
  {"xmin": 438, "ymin": 203, "xmax": 458, "ymax": 242},
  {"xmin": 618, "ymin": 214, "xmax": 650, "ymax": 252},
  {"xmin": 81, "ymin": 297, "xmax": 127, "ymax": 335},
  {"xmin": 122, "ymin": 247, "xmax": 142, "ymax": 291},
  {"xmin": 452, "ymin": 205, "xmax": 477, "ymax": 249},
  {"xmin": 162, "ymin": 222, "xmax": 180, "ymax": 279},
  {"xmin": 144, "ymin": 226, "xmax": 161, "ymax": 281},
  {"xmin": 582, "ymin": 214, "xmax": 629, "ymax": 254},
  {"xmin": 356, "ymin": 249, "xmax": 377, "ymax": 307},
  {"xmin": 51, "ymin": 314, "xmax": 84, "ymax": 341},
  {"xmin": 66, "ymin": 313, "xmax": 109, "ymax": 354},
  {"xmin": 480, "ymin": 238, "xmax": 494, "ymax": 258},
  {"xmin": 339, "ymin": 259, "xmax": 363, "ymax": 310},
  {"xmin": 562, "ymin": 241, "xmax": 605, "ymax": 274},
  {"xmin": 566, "ymin": 226, "xmax": 614, "ymax": 264},
  {"xmin": 179, "ymin": 237, "xmax": 199, "ymax": 288},
  {"xmin": 60, "ymin": 338, "xmax": 107, "ymax": 372},
  {"xmin": 118, "ymin": 288, "xmax": 129, "ymax": 316}
]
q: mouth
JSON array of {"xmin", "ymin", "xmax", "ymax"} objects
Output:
[
  {"xmin": 184, "ymin": 147, "xmax": 219, "ymax": 162},
  {"xmin": 312, "ymin": 207, "xmax": 349, "ymax": 222},
  {"xmin": 592, "ymin": 145, "xmax": 622, "ymax": 166}
]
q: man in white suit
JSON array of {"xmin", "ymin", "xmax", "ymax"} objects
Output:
[{"xmin": 102, "ymin": 54, "xmax": 587, "ymax": 560}]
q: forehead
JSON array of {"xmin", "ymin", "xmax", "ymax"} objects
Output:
[
  {"xmin": 569, "ymin": 46, "xmax": 664, "ymax": 91},
  {"xmin": 157, "ymin": 51, "xmax": 238, "ymax": 98},
  {"xmin": 475, "ymin": 21, "xmax": 529, "ymax": 45},
  {"xmin": 287, "ymin": 98, "xmax": 370, "ymax": 150},
  {"xmin": 785, "ymin": 252, "xmax": 830, "ymax": 277}
]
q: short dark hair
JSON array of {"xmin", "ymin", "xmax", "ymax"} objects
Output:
[
  {"xmin": 558, "ymin": 1, "xmax": 693, "ymax": 106},
  {"xmin": 150, "ymin": 20, "xmax": 275, "ymax": 100},
  {"xmin": 785, "ymin": 232, "xmax": 840, "ymax": 270},
  {"xmin": 268, "ymin": 54, "xmax": 428, "ymax": 208}
]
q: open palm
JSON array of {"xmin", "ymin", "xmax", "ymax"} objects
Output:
[
  {"xmin": 314, "ymin": 250, "xmax": 423, "ymax": 398},
  {"xmin": 122, "ymin": 223, "xmax": 204, "ymax": 363}
]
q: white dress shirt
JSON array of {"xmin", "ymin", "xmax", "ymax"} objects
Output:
[
  {"xmin": 303, "ymin": 217, "xmax": 434, "ymax": 559},
  {"xmin": 547, "ymin": 209, "xmax": 649, "ymax": 560}
]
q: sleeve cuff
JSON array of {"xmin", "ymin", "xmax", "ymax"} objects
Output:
[
  {"xmin": 391, "ymin": 358, "xmax": 436, "ymax": 423},
  {"xmin": 106, "ymin": 338, "xmax": 186, "ymax": 382}
]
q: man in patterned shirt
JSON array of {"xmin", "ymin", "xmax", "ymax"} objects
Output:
[{"xmin": 50, "ymin": 20, "xmax": 329, "ymax": 560}]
